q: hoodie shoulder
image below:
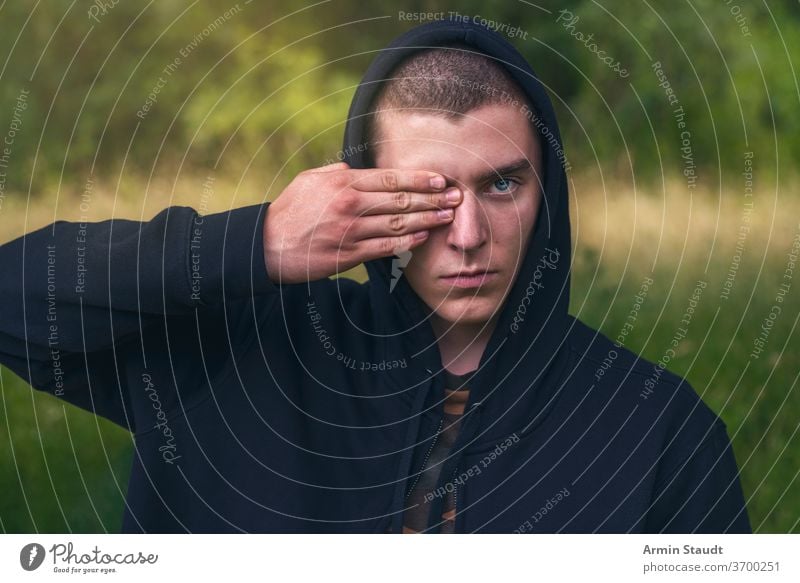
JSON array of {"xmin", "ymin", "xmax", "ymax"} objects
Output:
[
  {"xmin": 564, "ymin": 314, "xmax": 728, "ymax": 436},
  {"xmin": 567, "ymin": 316, "xmax": 711, "ymax": 397},
  {"xmin": 563, "ymin": 315, "xmax": 750, "ymax": 532}
]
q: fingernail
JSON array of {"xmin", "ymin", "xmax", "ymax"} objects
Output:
[
  {"xmin": 445, "ymin": 188, "xmax": 461, "ymax": 202},
  {"xmin": 438, "ymin": 209, "xmax": 453, "ymax": 220},
  {"xmin": 414, "ymin": 230, "xmax": 429, "ymax": 239},
  {"xmin": 430, "ymin": 176, "xmax": 446, "ymax": 189}
]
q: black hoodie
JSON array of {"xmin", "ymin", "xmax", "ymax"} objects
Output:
[{"xmin": 0, "ymin": 18, "xmax": 750, "ymax": 533}]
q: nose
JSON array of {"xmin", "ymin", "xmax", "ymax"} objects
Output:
[{"xmin": 445, "ymin": 188, "xmax": 487, "ymax": 252}]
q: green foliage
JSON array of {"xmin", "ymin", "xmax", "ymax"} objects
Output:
[{"xmin": 0, "ymin": 0, "xmax": 796, "ymax": 193}]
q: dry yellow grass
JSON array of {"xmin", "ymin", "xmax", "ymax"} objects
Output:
[
  {"xmin": 2, "ymin": 170, "xmax": 797, "ymax": 273},
  {"xmin": 568, "ymin": 173, "xmax": 798, "ymax": 280}
]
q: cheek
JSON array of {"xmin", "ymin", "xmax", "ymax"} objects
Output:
[
  {"xmin": 499, "ymin": 197, "xmax": 539, "ymax": 238},
  {"xmin": 403, "ymin": 246, "xmax": 435, "ymax": 289},
  {"xmin": 485, "ymin": 202, "xmax": 538, "ymax": 262},
  {"xmin": 487, "ymin": 213, "xmax": 526, "ymax": 247}
]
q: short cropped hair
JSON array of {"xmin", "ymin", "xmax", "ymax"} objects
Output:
[{"xmin": 364, "ymin": 41, "xmax": 534, "ymax": 166}]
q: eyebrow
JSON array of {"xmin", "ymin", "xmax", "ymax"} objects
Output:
[{"xmin": 473, "ymin": 158, "xmax": 534, "ymax": 185}]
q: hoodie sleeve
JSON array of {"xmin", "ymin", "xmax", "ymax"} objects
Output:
[
  {"xmin": 645, "ymin": 421, "xmax": 752, "ymax": 533},
  {"xmin": 0, "ymin": 202, "xmax": 278, "ymax": 430}
]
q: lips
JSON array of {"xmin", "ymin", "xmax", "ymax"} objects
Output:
[
  {"xmin": 439, "ymin": 270, "xmax": 498, "ymax": 289},
  {"xmin": 441, "ymin": 269, "xmax": 494, "ymax": 279}
]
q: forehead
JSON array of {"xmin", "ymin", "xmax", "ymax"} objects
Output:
[{"xmin": 373, "ymin": 103, "xmax": 540, "ymax": 174}]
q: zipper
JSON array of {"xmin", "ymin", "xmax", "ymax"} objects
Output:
[
  {"xmin": 422, "ymin": 400, "xmax": 483, "ymax": 533},
  {"xmin": 388, "ymin": 368, "xmax": 437, "ymax": 535},
  {"xmin": 398, "ymin": 370, "xmax": 484, "ymax": 533},
  {"xmin": 450, "ymin": 402, "xmax": 482, "ymax": 533},
  {"xmin": 404, "ymin": 418, "xmax": 444, "ymax": 500},
  {"xmin": 451, "ymin": 466, "xmax": 459, "ymax": 533}
]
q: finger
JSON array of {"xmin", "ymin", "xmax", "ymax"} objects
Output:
[
  {"xmin": 348, "ymin": 168, "xmax": 447, "ymax": 193},
  {"xmin": 353, "ymin": 207, "xmax": 454, "ymax": 241},
  {"xmin": 358, "ymin": 230, "xmax": 431, "ymax": 263},
  {"xmin": 356, "ymin": 187, "xmax": 462, "ymax": 216}
]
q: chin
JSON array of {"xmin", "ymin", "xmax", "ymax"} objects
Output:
[{"xmin": 432, "ymin": 297, "xmax": 501, "ymax": 326}]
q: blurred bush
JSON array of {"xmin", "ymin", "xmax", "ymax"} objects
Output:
[{"xmin": 0, "ymin": 0, "xmax": 797, "ymax": 194}]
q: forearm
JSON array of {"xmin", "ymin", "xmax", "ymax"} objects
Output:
[{"xmin": 0, "ymin": 202, "xmax": 276, "ymax": 359}]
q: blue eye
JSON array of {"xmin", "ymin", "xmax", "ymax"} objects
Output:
[{"xmin": 487, "ymin": 177, "xmax": 520, "ymax": 196}]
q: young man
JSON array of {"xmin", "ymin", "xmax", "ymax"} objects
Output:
[{"xmin": 0, "ymin": 19, "xmax": 750, "ymax": 533}]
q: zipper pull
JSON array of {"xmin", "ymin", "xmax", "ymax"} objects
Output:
[{"xmin": 468, "ymin": 400, "xmax": 483, "ymax": 421}]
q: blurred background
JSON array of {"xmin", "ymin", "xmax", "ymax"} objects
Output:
[{"xmin": 0, "ymin": 0, "xmax": 798, "ymax": 532}]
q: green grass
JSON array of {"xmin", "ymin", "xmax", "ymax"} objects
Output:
[
  {"xmin": 1, "ymin": 172, "xmax": 797, "ymax": 532},
  {"xmin": 0, "ymin": 376, "xmax": 133, "ymax": 532}
]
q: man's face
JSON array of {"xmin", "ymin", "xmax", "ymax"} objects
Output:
[{"xmin": 374, "ymin": 103, "xmax": 543, "ymax": 327}]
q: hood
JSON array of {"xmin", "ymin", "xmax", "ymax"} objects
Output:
[{"xmin": 341, "ymin": 18, "xmax": 573, "ymax": 444}]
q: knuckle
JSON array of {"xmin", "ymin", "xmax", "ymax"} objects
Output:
[
  {"xmin": 380, "ymin": 237, "xmax": 396, "ymax": 255},
  {"xmin": 328, "ymin": 171, "xmax": 347, "ymax": 189},
  {"xmin": 340, "ymin": 238, "xmax": 357, "ymax": 257},
  {"xmin": 336, "ymin": 191, "xmax": 357, "ymax": 214},
  {"xmin": 388, "ymin": 213, "xmax": 405, "ymax": 232},
  {"xmin": 382, "ymin": 171, "xmax": 398, "ymax": 191},
  {"xmin": 393, "ymin": 190, "xmax": 411, "ymax": 210}
]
